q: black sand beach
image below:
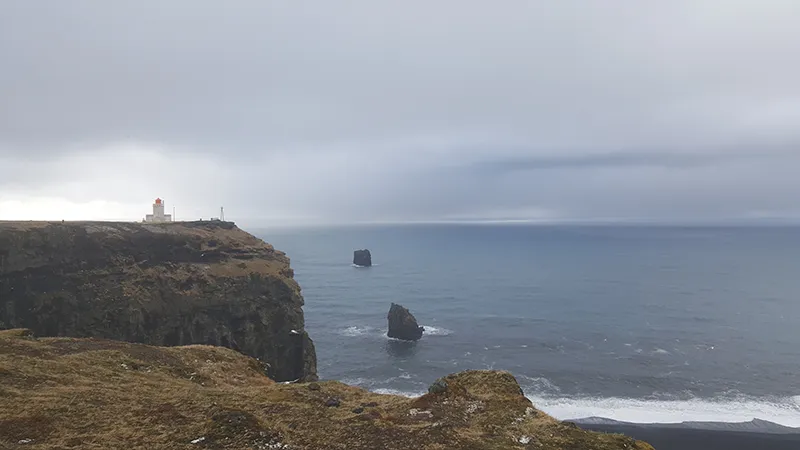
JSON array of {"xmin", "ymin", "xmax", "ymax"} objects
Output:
[{"xmin": 580, "ymin": 424, "xmax": 800, "ymax": 450}]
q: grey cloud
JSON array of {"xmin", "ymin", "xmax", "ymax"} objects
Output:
[
  {"xmin": 2, "ymin": 1, "xmax": 800, "ymax": 223},
  {"xmin": 469, "ymin": 145, "xmax": 800, "ymax": 174},
  {"xmin": 474, "ymin": 152, "xmax": 725, "ymax": 173}
]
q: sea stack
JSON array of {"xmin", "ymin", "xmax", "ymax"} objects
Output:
[
  {"xmin": 387, "ymin": 303, "xmax": 424, "ymax": 341},
  {"xmin": 353, "ymin": 249, "xmax": 372, "ymax": 267}
]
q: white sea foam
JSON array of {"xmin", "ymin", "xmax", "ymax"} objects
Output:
[
  {"xmin": 338, "ymin": 326, "xmax": 375, "ymax": 337},
  {"xmin": 339, "ymin": 324, "xmax": 453, "ymax": 338},
  {"xmin": 362, "ymin": 387, "xmax": 800, "ymax": 428},
  {"xmin": 373, "ymin": 388, "xmax": 426, "ymax": 397},
  {"xmin": 344, "ymin": 374, "xmax": 425, "ymax": 387},
  {"xmin": 516, "ymin": 375, "xmax": 561, "ymax": 394},
  {"xmin": 529, "ymin": 394, "xmax": 800, "ymax": 428},
  {"xmin": 422, "ymin": 326, "xmax": 453, "ymax": 336},
  {"xmin": 341, "ymin": 377, "xmax": 374, "ymax": 386}
]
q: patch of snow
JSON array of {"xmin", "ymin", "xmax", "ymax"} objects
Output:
[
  {"xmin": 290, "ymin": 329, "xmax": 300, "ymax": 335},
  {"xmin": 18, "ymin": 439, "xmax": 33, "ymax": 444},
  {"xmin": 190, "ymin": 437, "xmax": 206, "ymax": 444},
  {"xmin": 121, "ymin": 363, "xmax": 129, "ymax": 370},
  {"xmin": 519, "ymin": 435, "xmax": 531, "ymax": 444}
]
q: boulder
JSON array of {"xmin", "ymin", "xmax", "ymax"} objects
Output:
[
  {"xmin": 387, "ymin": 303, "xmax": 424, "ymax": 341},
  {"xmin": 353, "ymin": 249, "xmax": 372, "ymax": 267}
]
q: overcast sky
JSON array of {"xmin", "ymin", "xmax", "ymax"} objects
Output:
[{"xmin": 2, "ymin": 1, "xmax": 800, "ymax": 226}]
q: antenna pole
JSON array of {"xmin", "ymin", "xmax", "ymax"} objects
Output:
[{"xmin": 221, "ymin": 206, "xmax": 225, "ymax": 221}]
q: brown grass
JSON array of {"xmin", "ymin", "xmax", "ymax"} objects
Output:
[
  {"xmin": 0, "ymin": 220, "xmax": 291, "ymax": 275},
  {"xmin": 0, "ymin": 329, "xmax": 653, "ymax": 450}
]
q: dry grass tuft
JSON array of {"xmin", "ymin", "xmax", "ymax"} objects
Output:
[{"xmin": 0, "ymin": 330, "xmax": 653, "ymax": 450}]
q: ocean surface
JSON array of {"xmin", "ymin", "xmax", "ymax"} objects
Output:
[{"xmin": 258, "ymin": 225, "xmax": 800, "ymax": 427}]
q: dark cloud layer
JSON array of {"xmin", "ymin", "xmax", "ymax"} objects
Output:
[{"xmin": 1, "ymin": 1, "xmax": 800, "ymax": 224}]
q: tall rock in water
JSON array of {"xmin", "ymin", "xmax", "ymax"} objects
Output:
[
  {"xmin": 353, "ymin": 249, "xmax": 372, "ymax": 267},
  {"xmin": 387, "ymin": 303, "xmax": 424, "ymax": 341},
  {"xmin": 0, "ymin": 220, "xmax": 317, "ymax": 382}
]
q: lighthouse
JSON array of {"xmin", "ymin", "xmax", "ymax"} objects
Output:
[{"xmin": 144, "ymin": 198, "xmax": 173, "ymax": 223}]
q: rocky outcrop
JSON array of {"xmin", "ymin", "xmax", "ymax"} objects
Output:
[
  {"xmin": 353, "ymin": 249, "xmax": 372, "ymax": 267},
  {"xmin": 0, "ymin": 329, "xmax": 654, "ymax": 450},
  {"xmin": 0, "ymin": 220, "xmax": 316, "ymax": 382},
  {"xmin": 387, "ymin": 302, "xmax": 424, "ymax": 341}
]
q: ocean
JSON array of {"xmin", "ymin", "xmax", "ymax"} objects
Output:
[{"xmin": 259, "ymin": 224, "xmax": 800, "ymax": 427}]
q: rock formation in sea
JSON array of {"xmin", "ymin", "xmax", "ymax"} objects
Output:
[
  {"xmin": 387, "ymin": 302, "xmax": 424, "ymax": 341},
  {"xmin": 353, "ymin": 249, "xmax": 372, "ymax": 267},
  {"xmin": 0, "ymin": 220, "xmax": 316, "ymax": 382},
  {"xmin": 0, "ymin": 328, "xmax": 655, "ymax": 450}
]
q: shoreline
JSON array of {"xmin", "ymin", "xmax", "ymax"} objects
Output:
[{"xmin": 578, "ymin": 423, "xmax": 800, "ymax": 450}]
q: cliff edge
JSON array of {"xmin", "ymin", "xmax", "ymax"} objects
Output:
[
  {"xmin": 0, "ymin": 329, "xmax": 653, "ymax": 450},
  {"xmin": 0, "ymin": 220, "xmax": 316, "ymax": 382}
]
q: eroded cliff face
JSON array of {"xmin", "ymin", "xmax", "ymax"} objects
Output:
[{"xmin": 0, "ymin": 220, "xmax": 316, "ymax": 382}]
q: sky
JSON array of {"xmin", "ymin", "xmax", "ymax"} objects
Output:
[{"xmin": 2, "ymin": 1, "xmax": 800, "ymax": 226}]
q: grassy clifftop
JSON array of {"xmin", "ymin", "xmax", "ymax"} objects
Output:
[
  {"xmin": 0, "ymin": 329, "xmax": 653, "ymax": 450},
  {"xmin": 0, "ymin": 220, "xmax": 316, "ymax": 382}
]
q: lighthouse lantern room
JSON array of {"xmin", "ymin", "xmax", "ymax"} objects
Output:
[{"xmin": 144, "ymin": 198, "xmax": 173, "ymax": 223}]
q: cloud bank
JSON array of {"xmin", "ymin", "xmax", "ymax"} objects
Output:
[{"xmin": 2, "ymin": 1, "xmax": 800, "ymax": 225}]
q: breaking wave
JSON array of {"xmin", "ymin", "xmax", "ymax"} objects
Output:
[
  {"xmin": 338, "ymin": 325, "xmax": 453, "ymax": 338},
  {"xmin": 357, "ymin": 385, "xmax": 800, "ymax": 428},
  {"xmin": 421, "ymin": 326, "xmax": 453, "ymax": 336},
  {"xmin": 372, "ymin": 388, "xmax": 426, "ymax": 397},
  {"xmin": 516, "ymin": 375, "xmax": 562, "ymax": 395},
  {"xmin": 530, "ymin": 394, "xmax": 800, "ymax": 428},
  {"xmin": 338, "ymin": 326, "xmax": 377, "ymax": 337}
]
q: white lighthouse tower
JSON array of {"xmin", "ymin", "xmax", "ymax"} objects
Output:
[{"xmin": 144, "ymin": 198, "xmax": 173, "ymax": 223}]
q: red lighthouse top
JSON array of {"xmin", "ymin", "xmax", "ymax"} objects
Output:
[{"xmin": 155, "ymin": 198, "xmax": 162, "ymax": 205}]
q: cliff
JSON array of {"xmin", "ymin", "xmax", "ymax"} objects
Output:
[
  {"xmin": 0, "ymin": 220, "xmax": 316, "ymax": 382},
  {"xmin": 0, "ymin": 329, "xmax": 654, "ymax": 450}
]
